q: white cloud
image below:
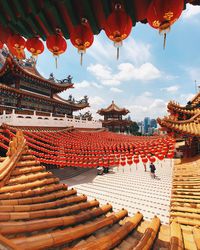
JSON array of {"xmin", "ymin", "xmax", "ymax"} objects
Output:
[
  {"xmin": 143, "ymin": 91, "xmax": 153, "ymax": 97},
  {"xmin": 187, "ymin": 67, "xmax": 200, "ymax": 81},
  {"xmin": 162, "ymin": 85, "xmax": 180, "ymax": 93},
  {"xmin": 89, "ymin": 96, "xmax": 105, "ymax": 106},
  {"xmin": 74, "ymin": 80, "xmax": 103, "ymax": 89},
  {"xmin": 87, "ymin": 64, "xmax": 113, "ymax": 81},
  {"xmin": 87, "ymin": 62, "xmax": 161, "ymax": 87},
  {"xmin": 110, "ymin": 87, "xmax": 123, "ymax": 93},
  {"xmin": 87, "ymin": 35, "xmax": 152, "ymax": 65},
  {"xmin": 178, "ymin": 93, "xmax": 196, "ymax": 105},
  {"xmin": 122, "ymin": 37, "xmax": 151, "ymax": 65},
  {"xmin": 182, "ymin": 4, "xmax": 200, "ymax": 19},
  {"xmin": 126, "ymin": 93, "xmax": 167, "ymax": 121},
  {"xmin": 75, "ymin": 80, "xmax": 91, "ymax": 89},
  {"xmin": 116, "ymin": 63, "xmax": 161, "ymax": 81}
]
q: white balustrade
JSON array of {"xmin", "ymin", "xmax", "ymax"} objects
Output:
[{"xmin": 0, "ymin": 109, "xmax": 102, "ymax": 129}]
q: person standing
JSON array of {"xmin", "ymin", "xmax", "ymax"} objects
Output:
[{"xmin": 150, "ymin": 162, "xmax": 156, "ymax": 178}]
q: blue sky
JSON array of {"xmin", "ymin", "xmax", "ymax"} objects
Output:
[{"xmin": 35, "ymin": 3, "xmax": 200, "ymax": 121}]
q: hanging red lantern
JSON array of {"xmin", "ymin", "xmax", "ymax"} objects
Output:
[
  {"xmin": 147, "ymin": 0, "xmax": 184, "ymax": 48},
  {"xmin": 7, "ymin": 34, "xmax": 26, "ymax": 57},
  {"xmin": 46, "ymin": 31, "xmax": 67, "ymax": 68},
  {"xmin": 26, "ymin": 37, "xmax": 44, "ymax": 57},
  {"xmin": 70, "ymin": 18, "xmax": 94, "ymax": 65},
  {"xmin": 149, "ymin": 156, "xmax": 156, "ymax": 163},
  {"xmin": 7, "ymin": 38, "xmax": 26, "ymax": 60},
  {"xmin": 0, "ymin": 41, "xmax": 3, "ymax": 49},
  {"xmin": 104, "ymin": 4, "xmax": 132, "ymax": 59}
]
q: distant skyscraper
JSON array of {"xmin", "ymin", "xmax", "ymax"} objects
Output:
[
  {"xmin": 144, "ymin": 117, "xmax": 150, "ymax": 134},
  {"xmin": 150, "ymin": 119, "xmax": 157, "ymax": 128}
]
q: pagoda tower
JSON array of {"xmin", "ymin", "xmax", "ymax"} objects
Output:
[
  {"xmin": 97, "ymin": 101, "xmax": 132, "ymax": 132},
  {"xmin": 0, "ymin": 53, "xmax": 89, "ymax": 116}
]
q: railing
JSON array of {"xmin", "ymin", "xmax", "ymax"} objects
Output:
[
  {"xmin": 0, "ymin": 130, "xmax": 26, "ymax": 188},
  {"xmin": 0, "ymin": 109, "xmax": 102, "ymax": 129}
]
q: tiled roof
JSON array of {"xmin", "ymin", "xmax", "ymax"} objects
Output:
[
  {"xmin": 98, "ymin": 101, "xmax": 129, "ymax": 115},
  {"xmin": 0, "ymin": 83, "xmax": 88, "ymax": 110},
  {"xmin": 0, "ymin": 55, "xmax": 73, "ymax": 93}
]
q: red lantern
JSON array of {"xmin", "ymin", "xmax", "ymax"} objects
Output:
[
  {"xmin": 7, "ymin": 39, "xmax": 26, "ymax": 59},
  {"xmin": 133, "ymin": 158, "xmax": 139, "ymax": 164},
  {"xmin": 149, "ymin": 156, "xmax": 156, "ymax": 163},
  {"xmin": 147, "ymin": 0, "xmax": 184, "ymax": 48},
  {"xmin": 46, "ymin": 32, "xmax": 67, "ymax": 68},
  {"xmin": 157, "ymin": 154, "xmax": 164, "ymax": 161},
  {"xmin": 142, "ymin": 157, "xmax": 148, "ymax": 164},
  {"xmin": 104, "ymin": 4, "xmax": 132, "ymax": 59},
  {"xmin": 0, "ymin": 41, "xmax": 3, "ymax": 49},
  {"xmin": 7, "ymin": 34, "xmax": 26, "ymax": 59},
  {"xmin": 26, "ymin": 37, "xmax": 44, "ymax": 57},
  {"xmin": 70, "ymin": 18, "xmax": 94, "ymax": 65}
]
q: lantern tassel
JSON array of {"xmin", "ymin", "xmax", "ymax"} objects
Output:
[
  {"xmin": 55, "ymin": 56, "xmax": 58, "ymax": 69},
  {"xmin": 163, "ymin": 33, "xmax": 167, "ymax": 50},
  {"xmin": 117, "ymin": 47, "xmax": 119, "ymax": 60},
  {"xmin": 80, "ymin": 52, "xmax": 83, "ymax": 66}
]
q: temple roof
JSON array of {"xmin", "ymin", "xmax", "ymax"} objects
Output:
[
  {"xmin": 158, "ymin": 91, "xmax": 200, "ymax": 137},
  {"xmin": 0, "ymin": 55, "xmax": 73, "ymax": 93},
  {"xmin": 0, "ymin": 1, "xmax": 198, "ymax": 40},
  {"xmin": 157, "ymin": 114, "xmax": 200, "ymax": 137},
  {"xmin": 167, "ymin": 101, "xmax": 200, "ymax": 115},
  {"xmin": 0, "ymin": 83, "xmax": 88, "ymax": 110},
  {"xmin": 97, "ymin": 101, "xmax": 129, "ymax": 115}
]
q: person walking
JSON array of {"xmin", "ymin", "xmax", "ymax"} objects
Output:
[{"xmin": 150, "ymin": 162, "xmax": 156, "ymax": 178}]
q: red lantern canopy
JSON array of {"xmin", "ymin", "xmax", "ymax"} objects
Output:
[
  {"xmin": 7, "ymin": 34, "xmax": 26, "ymax": 59},
  {"xmin": 26, "ymin": 37, "xmax": 44, "ymax": 57},
  {"xmin": 70, "ymin": 18, "xmax": 94, "ymax": 65},
  {"xmin": 147, "ymin": 0, "xmax": 184, "ymax": 48},
  {"xmin": 46, "ymin": 32, "xmax": 67, "ymax": 68},
  {"xmin": 104, "ymin": 4, "xmax": 132, "ymax": 59}
]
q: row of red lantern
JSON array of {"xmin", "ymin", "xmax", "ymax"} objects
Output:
[{"xmin": 0, "ymin": 0, "xmax": 184, "ymax": 64}]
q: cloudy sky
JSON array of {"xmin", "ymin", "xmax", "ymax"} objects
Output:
[{"xmin": 35, "ymin": 3, "xmax": 200, "ymax": 121}]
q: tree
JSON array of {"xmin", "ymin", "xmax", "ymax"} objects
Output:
[{"xmin": 129, "ymin": 122, "xmax": 140, "ymax": 135}]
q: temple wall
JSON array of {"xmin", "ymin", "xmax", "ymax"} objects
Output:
[{"xmin": 0, "ymin": 110, "xmax": 102, "ymax": 129}]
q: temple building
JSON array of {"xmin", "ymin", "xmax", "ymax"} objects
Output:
[
  {"xmin": 157, "ymin": 92, "xmax": 200, "ymax": 157},
  {"xmin": 0, "ymin": 51, "xmax": 89, "ymax": 116},
  {"xmin": 97, "ymin": 101, "xmax": 132, "ymax": 132}
]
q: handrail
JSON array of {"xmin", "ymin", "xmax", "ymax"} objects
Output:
[{"xmin": 0, "ymin": 130, "xmax": 26, "ymax": 188}]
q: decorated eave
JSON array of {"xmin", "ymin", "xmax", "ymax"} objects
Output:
[
  {"xmin": 0, "ymin": 83, "xmax": 88, "ymax": 110},
  {"xmin": 0, "ymin": 0, "xmax": 198, "ymax": 40},
  {"xmin": 189, "ymin": 92, "xmax": 200, "ymax": 107},
  {"xmin": 98, "ymin": 101, "xmax": 129, "ymax": 116},
  {"xmin": 157, "ymin": 113, "xmax": 200, "ymax": 137},
  {"xmin": 167, "ymin": 101, "xmax": 200, "ymax": 116},
  {"xmin": 0, "ymin": 55, "xmax": 74, "ymax": 93}
]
